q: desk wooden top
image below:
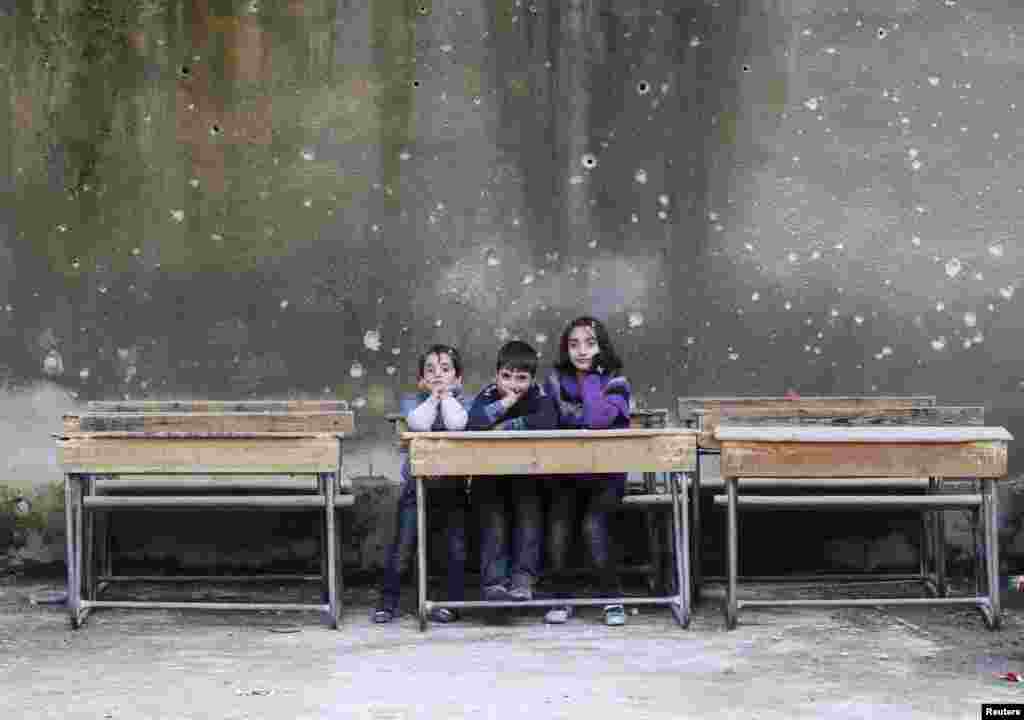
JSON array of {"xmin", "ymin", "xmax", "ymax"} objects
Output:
[
  {"xmin": 678, "ymin": 396, "xmax": 936, "ymax": 428},
  {"xmin": 404, "ymin": 428, "xmax": 697, "ymax": 476},
  {"xmin": 57, "ymin": 434, "xmax": 340, "ymax": 474},
  {"xmin": 63, "ymin": 411, "xmax": 355, "ymax": 435},
  {"xmin": 401, "ymin": 428, "xmax": 693, "ymax": 441},
  {"xmin": 387, "ymin": 410, "xmax": 670, "ymax": 431},
  {"xmin": 715, "ymin": 426, "xmax": 1012, "ymax": 443},
  {"xmin": 86, "ymin": 400, "xmax": 351, "ymax": 412},
  {"xmin": 715, "ymin": 425, "xmax": 1011, "ymax": 479}
]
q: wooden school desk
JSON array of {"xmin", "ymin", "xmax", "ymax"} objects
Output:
[
  {"xmin": 404, "ymin": 428, "xmax": 698, "ymax": 630},
  {"xmin": 714, "ymin": 425, "xmax": 1012, "ymax": 629}
]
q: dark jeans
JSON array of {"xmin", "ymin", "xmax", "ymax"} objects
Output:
[
  {"xmin": 379, "ymin": 474, "xmax": 467, "ymax": 609},
  {"xmin": 476, "ymin": 476, "xmax": 542, "ymax": 588},
  {"xmin": 545, "ymin": 475, "xmax": 625, "ymax": 597}
]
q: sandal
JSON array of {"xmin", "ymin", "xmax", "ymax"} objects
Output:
[
  {"xmin": 544, "ymin": 605, "xmax": 573, "ymax": 624},
  {"xmin": 428, "ymin": 607, "xmax": 460, "ymax": 624},
  {"xmin": 372, "ymin": 606, "xmax": 397, "ymax": 624},
  {"xmin": 603, "ymin": 604, "xmax": 627, "ymax": 626}
]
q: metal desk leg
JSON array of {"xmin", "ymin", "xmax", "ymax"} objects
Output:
[
  {"xmin": 323, "ymin": 472, "xmax": 340, "ymax": 629},
  {"xmin": 319, "ymin": 480, "xmax": 329, "ymax": 610},
  {"xmin": 973, "ymin": 480, "xmax": 983, "ymax": 596},
  {"xmin": 94, "ymin": 475, "xmax": 111, "ymax": 597},
  {"xmin": 416, "ymin": 475, "xmax": 428, "ymax": 632},
  {"xmin": 83, "ymin": 475, "xmax": 96, "ymax": 604},
  {"xmin": 334, "ymin": 502, "xmax": 345, "ymax": 622},
  {"xmin": 64, "ymin": 474, "xmax": 76, "ymax": 629},
  {"xmin": 982, "ymin": 478, "xmax": 1002, "ymax": 629},
  {"xmin": 644, "ymin": 471, "xmax": 662, "ymax": 595},
  {"xmin": 919, "ymin": 502, "xmax": 935, "ymax": 596},
  {"xmin": 691, "ymin": 451, "xmax": 703, "ymax": 604},
  {"xmin": 934, "ymin": 478, "xmax": 948, "ymax": 598},
  {"xmin": 66, "ymin": 474, "xmax": 85, "ymax": 629},
  {"xmin": 334, "ymin": 439, "xmax": 345, "ymax": 623},
  {"xmin": 725, "ymin": 475, "xmax": 739, "ymax": 630},
  {"xmin": 668, "ymin": 471, "xmax": 690, "ymax": 628},
  {"xmin": 921, "ymin": 477, "xmax": 939, "ymax": 597}
]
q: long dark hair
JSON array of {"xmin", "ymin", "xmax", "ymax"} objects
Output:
[{"xmin": 554, "ymin": 316, "xmax": 623, "ymax": 376}]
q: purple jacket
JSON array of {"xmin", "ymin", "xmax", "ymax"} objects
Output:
[
  {"xmin": 542, "ymin": 370, "xmax": 632, "ymax": 493},
  {"xmin": 543, "ymin": 370, "xmax": 632, "ymax": 430}
]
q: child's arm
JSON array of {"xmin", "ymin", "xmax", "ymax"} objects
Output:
[
  {"xmin": 440, "ymin": 393, "xmax": 468, "ymax": 430},
  {"xmin": 405, "ymin": 394, "xmax": 440, "ymax": 431},
  {"xmin": 545, "ymin": 372, "xmax": 584, "ymax": 429},
  {"xmin": 499, "ymin": 385, "xmax": 559, "ymax": 431},
  {"xmin": 466, "ymin": 385, "xmax": 504, "ymax": 430},
  {"xmin": 580, "ymin": 374, "xmax": 630, "ymax": 429}
]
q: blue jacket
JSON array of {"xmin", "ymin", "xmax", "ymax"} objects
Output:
[{"xmin": 466, "ymin": 381, "xmax": 558, "ymax": 431}]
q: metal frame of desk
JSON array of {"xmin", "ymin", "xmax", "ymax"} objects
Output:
[
  {"xmin": 714, "ymin": 425, "xmax": 1013, "ymax": 630},
  {"xmin": 404, "ymin": 428, "xmax": 698, "ymax": 631},
  {"xmin": 57, "ymin": 430, "xmax": 349, "ymax": 629}
]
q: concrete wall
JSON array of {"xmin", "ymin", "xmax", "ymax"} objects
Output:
[{"xmin": 3, "ymin": 0, "xmax": 1024, "ymax": 575}]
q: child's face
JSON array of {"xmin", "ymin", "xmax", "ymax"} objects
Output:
[
  {"xmin": 495, "ymin": 366, "xmax": 533, "ymax": 400},
  {"xmin": 567, "ymin": 325, "xmax": 600, "ymax": 372},
  {"xmin": 419, "ymin": 352, "xmax": 460, "ymax": 391}
]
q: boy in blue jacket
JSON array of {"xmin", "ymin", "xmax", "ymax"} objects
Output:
[{"xmin": 467, "ymin": 340, "xmax": 558, "ymax": 601}]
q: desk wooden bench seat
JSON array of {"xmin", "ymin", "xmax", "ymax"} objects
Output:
[
  {"xmin": 714, "ymin": 425, "xmax": 1012, "ymax": 629},
  {"xmin": 57, "ymin": 401, "xmax": 354, "ymax": 629},
  {"xmin": 404, "ymin": 428, "xmax": 697, "ymax": 630}
]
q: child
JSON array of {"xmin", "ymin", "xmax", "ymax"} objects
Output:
[
  {"xmin": 466, "ymin": 340, "xmax": 557, "ymax": 601},
  {"xmin": 374, "ymin": 344, "xmax": 470, "ymax": 624},
  {"xmin": 542, "ymin": 316, "xmax": 631, "ymax": 626}
]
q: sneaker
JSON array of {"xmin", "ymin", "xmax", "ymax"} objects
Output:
[
  {"xmin": 372, "ymin": 606, "xmax": 397, "ymax": 624},
  {"xmin": 507, "ymin": 582, "xmax": 534, "ymax": 602},
  {"xmin": 603, "ymin": 604, "xmax": 627, "ymax": 626},
  {"xmin": 428, "ymin": 607, "xmax": 460, "ymax": 623},
  {"xmin": 482, "ymin": 583, "xmax": 514, "ymax": 602},
  {"xmin": 544, "ymin": 605, "xmax": 573, "ymax": 624}
]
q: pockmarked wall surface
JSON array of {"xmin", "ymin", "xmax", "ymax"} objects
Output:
[{"xmin": 3, "ymin": 0, "xmax": 1024, "ymax": 572}]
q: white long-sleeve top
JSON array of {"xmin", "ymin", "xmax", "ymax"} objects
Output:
[{"xmin": 406, "ymin": 393, "xmax": 469, "ymax": 431}]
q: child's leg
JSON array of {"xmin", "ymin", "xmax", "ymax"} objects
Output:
[
  {"xmin": 475, "ymin": 477, "xmax": 509, "ymax": 590},
  {"xmin": 545, "ymin": 481, "xmax": 577, "ymax": 587},
  {"xmin": 442, "ymin": 479, "xmax": 468, "ymax": 602},
  {"xmin": 542, "ymin": 481, "xmax": 578, "ymax": 622},
  {"xmin": 582, "ymin": 479, "xmax": 625, "ymax": 597},
  {"xmin": 379, "ymin": 475, "xmax": 418, "ymax": 612},
  {"xmin": 509, "ymin": 478, "xmax": 543, "ymax": 595}
]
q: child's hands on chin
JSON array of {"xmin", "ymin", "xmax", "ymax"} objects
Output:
[
  {"xmin": 433, "ymin": 379, "xmax": 461, "ymax": 400},
  {"xmin": 499, "ymin": 387, "xmax": 524, "ymax": 409}
]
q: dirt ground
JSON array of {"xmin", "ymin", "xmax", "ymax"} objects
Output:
[{"xmin": 3, "ymin": 574, "xmax": 1024, "ymax": 719}]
